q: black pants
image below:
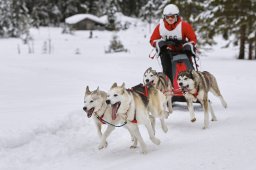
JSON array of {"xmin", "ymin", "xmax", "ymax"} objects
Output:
[
  {"xmin": 160, "ymin": 49, "xmax": 194, "ymax": 82},
  {"xmin": 159, "ymin": 49, "xmax": 173, "ymax": 82}
]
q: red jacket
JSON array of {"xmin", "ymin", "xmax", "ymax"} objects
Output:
[{"xmin": 150, "ymin": 17, "xmax": 197, "ymax": 52}]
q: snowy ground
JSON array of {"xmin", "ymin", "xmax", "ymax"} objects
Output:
[{"xmin": 0, "ymin": 24, "xmax": 256, "ymax": 170}]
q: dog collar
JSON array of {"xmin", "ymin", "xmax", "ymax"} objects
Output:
[{"xmin": 95, "ymin": 103, "xmax": 108, "ymax": 124}]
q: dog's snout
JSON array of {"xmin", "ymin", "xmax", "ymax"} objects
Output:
[
  {"xmin": 106, "ymin": 100, "xmax": 110, "ymax": 104},
  {"xmin": 83, "ymin": 106, "xmax": 87, "ymax": 111},
  {"xmin": 179, "ymin": 82, "xmax": 183, "ymax": 87},
  {"xmin": 146, "ymin": 79, "xmax": 149, "ymax": 83}
]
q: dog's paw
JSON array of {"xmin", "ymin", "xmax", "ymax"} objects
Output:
[
  {"xmin": 151, "ymin": 137, "xmax": 160, "ymax": 145},
  {"xmin": 162, "ymin": 126, "xmax": 168, "ymax": 133},
  {"xmin": 211, "ymin": 117, "xmax": 217, "ymax": 121},
  {"xmin": 130, "ymin": 145, "xmax": 137, "ymax": 149},
  {"xmin": 141, "ymin": 149, "xmax": 148, "ymax": 154},
  {"xmin": 98, "ymin": 142, "xmax": 108, "ymax": 150},
  {"xmin": 191, "ymin": 118, "xmax": 196, "ymax": 122},
  {"xmin": 202, "ymin": 125, "xmax": 209, "ymax": 129}
]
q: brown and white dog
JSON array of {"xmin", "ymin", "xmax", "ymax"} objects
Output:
[
  {"xmin": 143, "ymin": 67, "xmax": 173, "ymax": 115},
  {"xmin": 177, "ymin": 70, "xmax": 227, "ymax": 129}
]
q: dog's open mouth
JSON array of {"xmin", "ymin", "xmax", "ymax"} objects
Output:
[
  {"xmin": 180, "ymin": 85, "xmax": 190, "ymax": 92},
  {"xmin": 86, "ymin": 107, "xmax": 95, "ymax": 118},
  {"xmin": 146, "ymin": 80, "xmax": 154, "ymax": 85},
  {"xmin": 111, "ymin": 102, "xmax": 121, "ymax": 120}
]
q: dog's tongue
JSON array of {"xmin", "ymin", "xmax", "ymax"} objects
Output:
[
  {"xmin": 87, "ymin": 108, "xmax": 94, "ymax": 118},
  {"xmin": 111, "ymin": 103, "xmax": 119, "ymax": 120}
]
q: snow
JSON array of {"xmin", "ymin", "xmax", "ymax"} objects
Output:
[
  {"xmin": 0, "ymin": 23, "xmax": 256, "ymax": 170},
  {"xmin": 65, "ymin": 14, "xmax": 107, "ymax": 25}
]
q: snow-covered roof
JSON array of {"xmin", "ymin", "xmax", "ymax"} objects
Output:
[{"xmin": 65, "ymin": 14, "xmax": 107, "ymax": 25}]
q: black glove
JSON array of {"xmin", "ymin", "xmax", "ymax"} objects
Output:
[{"xmin": 183, "ymin": 42, "xmax": 196, "ymax": 56}]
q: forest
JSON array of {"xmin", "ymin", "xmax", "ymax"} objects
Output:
[{"xmin": 0, "ymin": 0, "xmax": 255, "ymax": 59}]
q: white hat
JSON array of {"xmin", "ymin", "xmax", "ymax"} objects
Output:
[{"xmin": 163, "ymin": 4, "xmax": 179, "ymax": 16}]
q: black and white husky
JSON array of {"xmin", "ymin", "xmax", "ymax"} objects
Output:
[{"xmin": 177, "ymin": 70, "xmax": 227, "ymax": 129}]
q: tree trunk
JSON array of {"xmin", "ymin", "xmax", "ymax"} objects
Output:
[
  {"xmin": 255, "ymin": 32, "xmax": 256, "ymax": 60},
  {"xmin": 238, "ymin": 24, "xmax": 246, "ymax": 60},
  {"xmin": 248, "ymin": 40, "xmax": 253, "ymax": 60}
]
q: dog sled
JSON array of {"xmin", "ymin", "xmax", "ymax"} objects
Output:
[{"xmin": 154, "ymin": 39, "xmax": 199, "ymax": 103}]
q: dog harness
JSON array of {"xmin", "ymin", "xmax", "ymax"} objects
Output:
[
  {"xmin": 127, "ymin": 84, "xmax": 151, "ymax": 124},
  {"xmin": 95, "ymin": 114, "xmax": 106, "ymax": 124}
]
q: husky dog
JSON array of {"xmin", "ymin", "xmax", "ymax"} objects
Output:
[
  {"xmin": 177, "ymin": 70, "xmax": 227, "ymax": 129},
  {"xmin": 83, "ymin": 86, "xmax": 135, "ymax": 149},
  {"xmin": 106, "ymin": 83, "xmax": 168, "ymax": 154},
  {"xmin": 143, "ymin": 67, "xmax": 173, "ymax": 114}
]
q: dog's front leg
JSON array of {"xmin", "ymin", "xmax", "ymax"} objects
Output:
[
  {"xmin": 95, "ymin": 122, "xmax": 102, "ymax": 139},
  {"xmin": 186, "ymin": 98, "xmax": 196, "ymax": 122},
  {"xmin": 125, "ymin": 126, "xmax": 137, "ymax": 148},
  {"xmin": 127, "ymin": 124, "xmax": 147, "ymax": 154},
  {"xmin": 98, "ymin": 125, "xmax": 115, "ymax": 149}
]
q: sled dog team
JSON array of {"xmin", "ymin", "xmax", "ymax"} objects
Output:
[{"xmin": 83, "ymin": 68, "xmax": 227, "ymax": 154}]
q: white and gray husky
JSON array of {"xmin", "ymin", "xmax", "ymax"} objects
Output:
[
  {"xmin": 177, "ymin": 70, "xmax": 227, "ymax": 129},
  {"xmin": 106, "ymin": 83, "xmax": 168, "ymax": 154},
  {"xmin": 83, "ymin": 86, "xmax": 135, "ymax": 149}
]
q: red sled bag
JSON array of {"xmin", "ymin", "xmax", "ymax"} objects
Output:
[{"xmin": 171, "ymin": 54, "xmax": 194, "ymax": 102}]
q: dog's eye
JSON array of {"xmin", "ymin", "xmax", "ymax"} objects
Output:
[
  {"xmin": 90, "ymin": 100, "xmax": 93, "ymax": 103},
  {"xmin": 184, "ymin": 78, "xmax": 188, "ymax": 80},
  {"xmin": 114, "ymin": 94, "xmax": 118, "ymax": 97}
]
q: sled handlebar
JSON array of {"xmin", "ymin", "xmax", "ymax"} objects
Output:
[{"xmin": 163, "ymin": 39, "xmax": 188, "ymax": 46}]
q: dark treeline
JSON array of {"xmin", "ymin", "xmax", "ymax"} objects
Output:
[{"xmin": 0, "ymin": 0, "xmax": 255, "ymax": 59}]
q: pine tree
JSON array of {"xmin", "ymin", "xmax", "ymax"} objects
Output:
[
  {"xmin": 106, "ymin": 0, "xmax": 118, "ymax": 30},
  {"xmin": 140, "ymin": 0, "xmax": 156, "ymax": 31},
  {"xmin": 0, "ymin": 0, "xmax": 32, "ymax": 38},
  {"xmin": 195, "ymin": 0, "xmax": 256, "ymax": 59},
  {"xmin": 0, "ymin": 0, "xmax": 12, "ymax": 37}
]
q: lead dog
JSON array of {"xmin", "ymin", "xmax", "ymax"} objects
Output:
[
  {"xmin": 177, "ymin": 70, "xmax": 227, "ymax": 129},
  {"xmin": 143, "ymin": 67, "xmax": 173, "ymax": 115},
  {"xmin": 106, "ymin": 83, "xmax": 167, "ymax": 154},
  {"xmin": 83, "ymin": 86, "xmax": 135, "ymax": 149}
]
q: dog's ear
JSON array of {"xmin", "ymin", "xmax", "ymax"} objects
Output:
[
  {"xmin": 191, "ymin": 70, "xmax": 200, "ymax": 81},
  {"xmin": 189, "ymin": 70, "xmax": 194, "ymax": 79},
  {"xmin": 121, "ymin": 82, "xmax": 125, "ymax": 89},
  {"xmin": 121, "ymin": 82, "xmax": 125, "ymax": 94},
  {"xmin": 152, "ymin": 69, "xmax": 157, "ymax": 75},
  {"xmin": 111, "ymin": 82, "xmax": 117, "ymax": 89},
  {"xmin": 96, "ymin": 86, "xmax": 100, "ymax": 94},
  {"xmin": 86, "ymin": 86, "xmax": 91, "ymax": 95}
]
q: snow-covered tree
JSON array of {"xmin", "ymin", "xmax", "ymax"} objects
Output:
[
  {"xmin": 195, "ymin": 0, "xmax": 256, "ymax": 59},
  {"xmin": 0, "ymin": 0, "xmax": 32, "ymax": 38},
  {"xmin": 0, "ymin": 0, "xmax": 12, "ymax": 37},
  {"xmin": 139, "ymin": 0, "xmax": 156, "ymax": 32},
  {"xmin": 106, "ymin": 0, "xmax": 118, "ymax": 30}
]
